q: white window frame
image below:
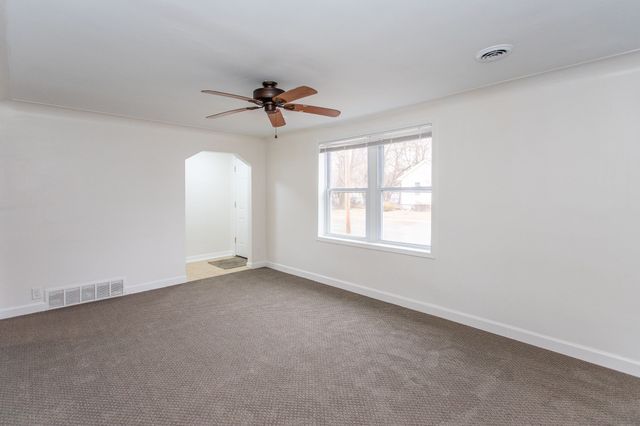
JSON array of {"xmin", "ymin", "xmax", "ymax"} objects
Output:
[{"xmin": 318, "ymin": 125, "xmax": 433, "ymax": 258}]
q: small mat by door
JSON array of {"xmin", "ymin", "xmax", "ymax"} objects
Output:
[{"xmin": 209, "ymin": 256, "xmax": 247, "ymax": 270}]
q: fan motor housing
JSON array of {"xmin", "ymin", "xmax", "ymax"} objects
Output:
[{"xmin": 253, "ymin": 81, "xmax": 284, "ymax": 106}]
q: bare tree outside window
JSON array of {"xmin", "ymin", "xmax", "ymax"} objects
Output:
[
  {"xmin": 329, "ymin": 147, "xmax": 367, "ymax": 235},
  {"xmin": 381, "ymin": 136, "xmax": 432, "ymax": 245},
  {"xmin": 321, "ymin": 126, "xmax": 432, "ymax": 251},
  {"xmin": 383, "ymin": 137, "xmax": 432, "ymax": 189}
]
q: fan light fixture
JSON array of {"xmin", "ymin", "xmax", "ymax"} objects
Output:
[{"xmin": 201, "ymin": 81, "xmax": 341, "ymax": 138}]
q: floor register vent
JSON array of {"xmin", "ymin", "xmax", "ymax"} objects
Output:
[{"xmin": 47, "ymin": 278, "xmax": 125, "ymax": 309}]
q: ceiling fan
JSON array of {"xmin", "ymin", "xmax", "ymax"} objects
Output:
[{"xmin": 201, "ymin": 81, "xmax": 340, "ymax": 137}]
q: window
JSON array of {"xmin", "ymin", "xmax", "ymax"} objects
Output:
[{"xmin": 319, "ymin": 125, "xmax": 432, "ymax": 255}]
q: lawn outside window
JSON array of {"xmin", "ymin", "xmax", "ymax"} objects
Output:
[{"xmin": 318, "ymin": 125, "xmax": 432, "ymax": 256}]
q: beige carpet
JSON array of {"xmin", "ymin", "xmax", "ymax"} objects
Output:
[{"xmin": 1, "ymin": 268, "xmax": 639, "ymax": 425}]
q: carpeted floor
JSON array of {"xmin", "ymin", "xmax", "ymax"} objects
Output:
[{"xmin": 1, "ymin": 268, "xmax": 639, "ymax": 425}]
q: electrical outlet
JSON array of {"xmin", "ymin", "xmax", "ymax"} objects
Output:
[{"xmin": 31, "ymin": 287, "xmax": 43, "ymax": 301}]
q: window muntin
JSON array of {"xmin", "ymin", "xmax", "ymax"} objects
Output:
[{"xmin": 320, "ymin": 125, "xmax": 432, "ymax": 252}]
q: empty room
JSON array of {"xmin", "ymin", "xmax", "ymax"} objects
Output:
[{"xmin": 1, "ymin": 1, "xmax": 640, "ymax": 424}]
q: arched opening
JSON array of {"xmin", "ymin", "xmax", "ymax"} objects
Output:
[{"xmin": 184, "ymin": 151, "xmax": 252, "ymax": 281}]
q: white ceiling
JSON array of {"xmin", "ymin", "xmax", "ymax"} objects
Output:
[{"xmin": 4, "ymin": 0, "xmax": 640, "ymax": 136}]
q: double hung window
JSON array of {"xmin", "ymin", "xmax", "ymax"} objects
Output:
[{"xmin": 319, "ymin": 125, "xmax": 432, "ymax": 254}]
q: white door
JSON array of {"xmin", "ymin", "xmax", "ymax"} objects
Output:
[{"xmin": 233, "ymin": 158, "xmax": 250, "ymax": 258}]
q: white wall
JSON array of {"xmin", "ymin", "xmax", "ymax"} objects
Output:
[
  {"xmin": 0, "ymin": 0, "xmax": 9, "ymax": 100},
  {"xmin": 0, "ymin": 101, "xmax": 267, "ymax": 312},
  {"xmin": 185, "ymin": 151, "xmax": 233, "ymax": 261},
  {"xmin": 266, "ymin": 52, "xmax": 640, "ymax": 376}
]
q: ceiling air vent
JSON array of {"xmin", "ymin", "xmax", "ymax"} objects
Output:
[{"xmin": 476, "ymin": 44, "xmax": 513, "ymax": 63}]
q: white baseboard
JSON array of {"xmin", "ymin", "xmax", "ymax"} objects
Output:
[
  {"xmin": 125, "ymin": 275, "xmax": 187, "ymax": 295},
  {"xmin": 0, "ymin": 302, "xmax": 47, "ymax": 320},
  {"xmin": 247, "ymin": 260, "xmax": 268, "ymax": 268},
  {"xmin": 186, "ymin": 250, "xmax": 234, "ymax": 264},
  {"xmin": 266, "ymin": 261, "xmax": 640, "ymax": 378}
]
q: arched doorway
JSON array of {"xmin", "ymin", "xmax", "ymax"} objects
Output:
[{"xmin": 184, "ymin": 151, "xmax": 252, "ymax": 281}]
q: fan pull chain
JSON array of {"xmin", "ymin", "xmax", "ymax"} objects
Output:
[{"xmin": 274, "ymin": 127, "xmax": 278, "ymax": 139}]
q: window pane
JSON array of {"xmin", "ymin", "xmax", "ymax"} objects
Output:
[
  {"xmin": 382, "ymin": 191, "xmax": 431, "ymax": 246},
  {"xmin": 329, "ymin": 148, "xmax": 368, "ymax": 188},
  {"xmin": 383, "ymin": 136, "xmax": 432, "ymax": 187},
  {"xmin": 330, "ymin": 192, "xmax": 366, "ymax": 237}
]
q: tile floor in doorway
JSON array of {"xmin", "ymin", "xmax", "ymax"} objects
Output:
[{"xmin": 186, "ymin": 257, "xmax": 249, "ymax": 281}]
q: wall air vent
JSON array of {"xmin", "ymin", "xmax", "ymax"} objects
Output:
[
  {"xmin": 47, "ymin": 277, "xmax": 125, "ymax": 309},
  {"xmin": 81, "ymin": 284, "xmax": 96, "ymax": 302},
  {"xmin": 476, "ymin": 44, "xmax": 513, "ymax": 63},
  {"xmin": 96, "ymin": 282, "xmax": 111, "ymax": 299},
  {"xmin": 48, "ymin": 289, "xmax": 65, "ymax": 308},
  {"xmin": 110, "ymin": 279, "xmax": 124, "ymax": 296},
  {"xmin": 64, "ymin": 287, "xmax": 81, "ymax": 305}
]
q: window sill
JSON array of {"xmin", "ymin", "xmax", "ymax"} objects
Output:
[{"xmin": 316, "ymin": 235, "xmax": 434, "ymax": 259}]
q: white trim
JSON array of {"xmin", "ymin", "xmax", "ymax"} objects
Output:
[
  {"xmin": 317, "ymin": 235, "xmax": 433, "ymax": 258},
  {"xmin": 231, "ymin": 156, "xmax": 251, "ymax": 259},
  {"xmin": 319, "ymin": 127, "xmax": 434, "ymax": 255},
  {"xmin": 247, "ymin": 260, "xmax": 268, "ymax": 268},
  {"xmin": 265, "ymin": 261, "xmax": 640, "ymax": 378},
  {"xmin": 231, "ymin": 159, "xmax": 237, "ymax": 255},
  {"xmin": 0, "ymin": 275, "xmax": 187, "ymax": 320},
  {"xmin": 186, "ymin": 250, "xmax": 234, "ymax": 264},
  {"xmin": 125, "ymin": 275, "xmax": 187, "ymax": 295},
  {"xmin": 318, "ymin": 124, "xmax": 432, "ymax": 149},
  {"xmin": 0, "ymin": 302, "xmax": 47, "ymax": 320}
]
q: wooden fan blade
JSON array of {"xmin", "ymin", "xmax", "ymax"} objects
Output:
[
  {"xmin": 267, "ymin": 109, "xmax": 286, "ymax": 127},
  {"xmin": 206, "ymin": 107, "xmax": 260, "ymax": 119},
  {"xmin": 274, "ymin": 86, "xmax": 317, "ymax": 103},
  {"xmin": 283, "ymin": 104, "xmax": 341, "ymax": 117},
  {"xmin": 201, "ymin": 90, "xmax": 262, "ymax": 105}
]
